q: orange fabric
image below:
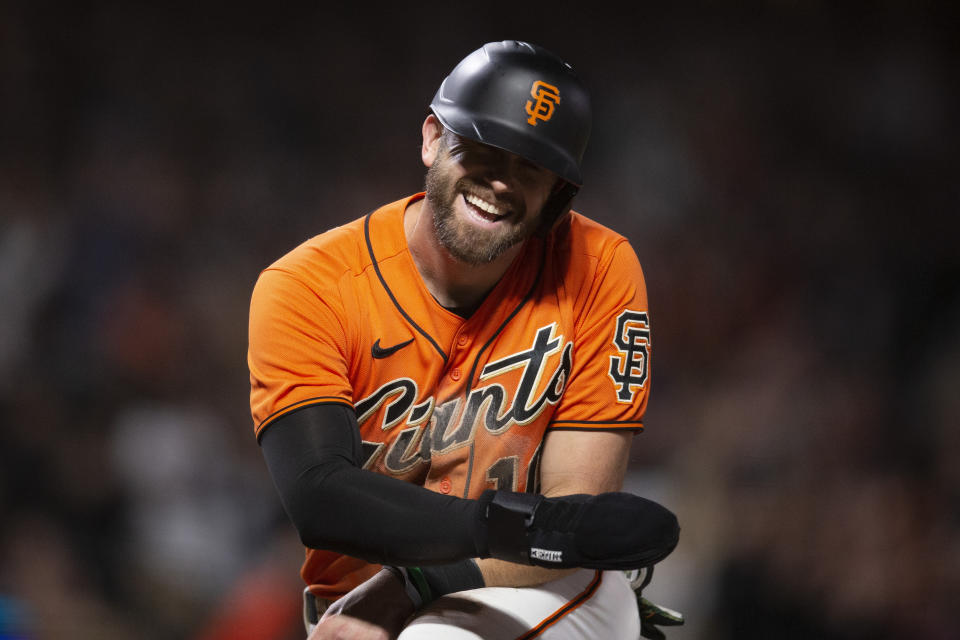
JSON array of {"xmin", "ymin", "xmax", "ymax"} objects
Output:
[{"xmin": 248, "ymin": 193, "xmax": 651, "ymax": 598}]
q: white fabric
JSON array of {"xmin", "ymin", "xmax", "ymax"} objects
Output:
[{"xmin": 397, "ymin": 569, "xmax": 639, "ymax": 640}]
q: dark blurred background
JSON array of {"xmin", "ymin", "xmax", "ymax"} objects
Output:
[{"xmin": 1, "ymin": 1, "xmax": 958, "ymax": 639}]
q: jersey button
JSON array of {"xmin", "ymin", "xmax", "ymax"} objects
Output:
[
  {"xmin": 456, "ymin": 335, "xmax": 468, "ymax": 348},
  {"xmin": 439, "ymin": 477, "xmax": 452, "ymax": 494},
  {"xmin": 450, "ymin": 368, "xmax": 461, "ymax": 381}
]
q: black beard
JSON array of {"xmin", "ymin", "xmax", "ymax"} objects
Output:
[{"xmin": 424, "ymin": 160, "xmax": 532, "ymax": 265}]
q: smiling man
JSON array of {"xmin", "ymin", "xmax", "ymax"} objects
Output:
[
  {"xmin": 422, "ymin": 128, "xmax": 556, "ymax": 265},
  {"xmin": 248, "ymin": 41, "xmax": 683, "ymax": 640}
]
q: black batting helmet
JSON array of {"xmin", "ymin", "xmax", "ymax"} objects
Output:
[{"xmin": 429, "ymin": 40, "xmax": 592, "ymax": 188}]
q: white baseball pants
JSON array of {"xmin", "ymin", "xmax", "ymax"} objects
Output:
[{"xmin": 397, "ymin": 569, "xmax": 640, "ymax": 640}]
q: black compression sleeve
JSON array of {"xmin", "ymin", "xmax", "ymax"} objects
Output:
[
  {"xmin": 259, "ymin": 403, "xmax": 488, "ymax": 566},
  {"xmin": 418, "ymin": 559, "xmax": 485, "ymax": 597}
]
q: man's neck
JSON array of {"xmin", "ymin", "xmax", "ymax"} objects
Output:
[{"xmin": 404, "ymin": 198, "xmax": 521, "ymax": 314}]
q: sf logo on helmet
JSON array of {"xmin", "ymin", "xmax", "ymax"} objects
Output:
[{"xmin": 525, "ymin": 80, "xmax": 561, "ymax": 126}]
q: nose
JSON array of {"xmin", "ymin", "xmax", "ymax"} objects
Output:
[{"xmin": 482, "ymin": 151, "xmax": 523, "ymax": 192}]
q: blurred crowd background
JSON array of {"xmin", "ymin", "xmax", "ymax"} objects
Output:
[{"xmin": 1, "ymin": 2, "xmax": 957, "ymax": 639}]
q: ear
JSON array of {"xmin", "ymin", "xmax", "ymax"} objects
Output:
[{"xmin": 421, "ymin": 114, "xmax": 445, "ymax": 168}]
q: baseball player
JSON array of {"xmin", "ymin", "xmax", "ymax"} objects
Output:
[{"xmin": 248, "ymin": 41, "xmax": 683, "ymax": 639}]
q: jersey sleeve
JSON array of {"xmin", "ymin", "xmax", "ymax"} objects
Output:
[
  {"xmin": 551, "ymin": 239, "xmax": 651, "ymax": 430},
  {"xmin": 248, "ymin": 267, "xmax": 354, "ymax": 440}
]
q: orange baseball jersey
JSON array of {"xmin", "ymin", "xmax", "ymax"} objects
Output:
[{"xmin": 248, "ymin": 193, "xmax": 652, "ymax": 598}]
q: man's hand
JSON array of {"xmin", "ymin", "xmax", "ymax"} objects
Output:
[{"xmin": 312, "ymin": 568, "xmax": 416, "ymax": 640}]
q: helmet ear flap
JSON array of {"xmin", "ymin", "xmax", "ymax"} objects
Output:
[{"xmin": 537, "ymin": 181, "xmax": 580, "ymax": 236}]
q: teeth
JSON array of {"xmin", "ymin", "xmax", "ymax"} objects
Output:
[{"xmin": 465, "ymin": 193, "xmax": 503, "ymax": 217}]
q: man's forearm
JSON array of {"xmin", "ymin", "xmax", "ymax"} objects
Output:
[
  {"xmin": 474, "ymin": 429, "xmax": 631, "ymax": 590},
  {"xmin": 261, "ymin": 405, "xmax": 487, "ymax": 565},
  {"xmin": 263, "ymin": 405, "xmax": 676, "ymax": 580},
  {"xmin": 469, "ymin": 429, "xmax": 634, "ymax": 589}
]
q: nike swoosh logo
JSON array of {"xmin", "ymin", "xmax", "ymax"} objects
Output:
[{"xmin": 371, "ymin": 338, "xmax": 414, "ymax": 359}]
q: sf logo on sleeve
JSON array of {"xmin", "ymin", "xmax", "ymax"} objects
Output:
[{"xmin": 608, "ymin": 310, "xmax": 651, "ymax": 403}]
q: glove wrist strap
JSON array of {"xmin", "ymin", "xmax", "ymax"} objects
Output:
[{"xmin": 484, "ymin": 490, "xmax": 542, "ymax": 564}]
